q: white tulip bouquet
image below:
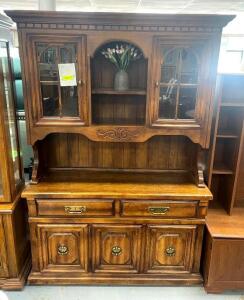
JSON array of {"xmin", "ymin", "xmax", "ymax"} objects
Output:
[{"xmin": 101, "ymin": 43, "xmax": 142, "ymax": 71}]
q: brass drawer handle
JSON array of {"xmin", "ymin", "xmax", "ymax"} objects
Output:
[
  {"xmin": 111, "ymin": 246, "xmax": 122, "ymax": 256},
  {"xmin": 58, "ymin": 245, "xmax": 69, "ymax": 256},
  {"xmin": 64, "ymin": 206, "xmax": 87, "ymax": 214},
  {"xmin": 165, "ymin": 246, "xmax": 176, "ymax": 257},
  {"xmin": 148, "ymin": 207, "xmax": 170, "ymax": 215}
]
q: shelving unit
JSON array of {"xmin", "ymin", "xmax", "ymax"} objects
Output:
[
  {"xmin": 208, "ymin": 74, "xmax": 244, "ymax": 214},
  {"xmin": 203, "ymin": 73, "xmax": 244, "ymax": 293},
  {"xmin": 91, "ymin": 41, "xmax": 148, "ymax": 126}
]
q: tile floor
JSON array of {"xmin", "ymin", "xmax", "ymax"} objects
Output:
[{"xmin": 1, "ymin": 286, "xmax": 244, "ymax": 300}]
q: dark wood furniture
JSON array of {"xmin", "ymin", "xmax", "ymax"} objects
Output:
[
  {"xmin": 203, "ymin": 74, "xmax": 244, "ymax": 293},
  {"xmin": 0, "ymin": 14, "xmax": 30, "ymax": 290},
  {"xmin": 6, "ymin": 11, "xmax": 233, "ymax": 286}
]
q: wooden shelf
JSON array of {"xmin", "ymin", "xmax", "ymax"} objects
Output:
[
  {"xmin": 92, "ymin": 89, "xmax": 146, "ymax": 95},
  {"xmin": 207, "ymin": 207, "xmax": 244, "ymax": 238},
  {"xmin": 212, "ymin": 162, "xmax": 234, "ymax": 175},
  {"xmin": 221, "ymin": 102, "xmax": 244, "ymax": 107},
  {"xmin": 40, "ymin": 81, "xmax": 59, "ymax": 85},
  {"xmin": 23, "ymin": 170, "xmax": 212, "ymax": 200},
  {"xmin": 216, "ymin": 130, "xmax": 238, "ymax": 139}
]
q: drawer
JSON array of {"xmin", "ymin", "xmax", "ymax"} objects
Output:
[
  {"xmin": 36, "ymin": 199, "xmax": 115, "ymax": 217},
  {"xmin": 121, "ymin": 200, "xmax": 198, "ymax": 218}
]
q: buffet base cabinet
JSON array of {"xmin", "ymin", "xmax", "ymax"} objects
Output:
[
  {"xmin": 29, "ymin": 221, "xmax": 203, "ymax": 285},
  {"xmin": 24, "ymin": 184, "xmax": 211, "ymax": 286},
  {"xmin": 0, "ymin": 198, "xmax": 30, "ymax": 290}
]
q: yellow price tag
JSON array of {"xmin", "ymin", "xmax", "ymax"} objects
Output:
[{"xmin": 62, "ymin": 75, "xmax": 75, "ymax": 81}]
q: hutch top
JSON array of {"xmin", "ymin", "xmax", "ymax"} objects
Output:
[
  {"xmin": 5, "ymin": 11, "xmax": 234, "ymax": 148},
  {"xmin": 5, "ymin": 11, "xmax": 234, "ymax": 187}
]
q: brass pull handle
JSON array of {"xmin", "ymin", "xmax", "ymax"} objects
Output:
[
  {"xmin": 165, "ymin": 246, "xmax": 176, "ymax": 257},
  {"xmin": 155, "ymin": 81, "xmax": 159, "ymax": 88},
  {"xmin": 64, "ymin": 206, "xmax": 87, "ymax": 214},
  {"xmin": 111, "ymin": 246, "xmax": 122, "ymax": 256},
  {"xmin": 58, "ymin": 245, "xmax": 69, "ymax": 256},
  {"xmin": 148, "ymin": 207, "xmax": 170, "ymax": 215}
]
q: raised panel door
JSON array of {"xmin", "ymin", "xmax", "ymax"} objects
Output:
[
  {"xmin": 37, "ymin": 224, "xmax": 88, "ymax": 273},
  {"xmin": 92, "ymin": 224, "xmax": 143, "ymax": 273},
  {"xmin": 145, "ymin": 225, "xmax": 196, "ymax": 274},
  {"xmin": 0, "ymin": 216, "xmax": 9, "ymax": 278}
]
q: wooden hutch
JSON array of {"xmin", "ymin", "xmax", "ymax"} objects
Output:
[
  {"xmin": 0, "ymin": 14, "xmax": 30, "ymax": 290},
  {"xmin": 6, "ymin": 11, "xmax": 233, "ymax": 286}
]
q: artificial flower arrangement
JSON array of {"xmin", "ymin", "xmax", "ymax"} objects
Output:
[
  {"xmin": 101, "ymin": 43, "xmax": 142, "ymax": 71},
  {"xmin": 101, "ymin": 43, "xmax": 142, "ymax": 90}
]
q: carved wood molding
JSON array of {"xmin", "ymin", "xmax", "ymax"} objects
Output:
[
  {"xmin": 96, "ymin": 128, "xmax": 143, "ymax": 141},
  {"xmin": 195, "ymin": 146, "xmax": 206, "ymax": 188},
  {"xmin": 17, "ymin": 23, "xmax": 222, "ymax": 32}
]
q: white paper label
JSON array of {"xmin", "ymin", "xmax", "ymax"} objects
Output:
[{"xmin": 58, "ymin": 63, "xmax": 77, "ymax": 87}]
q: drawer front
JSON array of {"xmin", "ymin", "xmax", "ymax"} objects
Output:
[
  {"xmin": 121, "ymin": 200, "xmax": 198, "ymax": 218},
  {"xmin": 37, "ymin": 224, "xmax": 88, "ymax": 273},
  {"xmin": 37, "ymin": 199, "xmax": 115, "ymax": 217},
  {"xmin": 91, "ymin": 224, "xmax": 143, "ymax": 273},
  {"xmin": 145, "ymin": 225, "xmax": 196, "ymax": 273}
]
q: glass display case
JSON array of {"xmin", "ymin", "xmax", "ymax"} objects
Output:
[
  {"xmin": 0, "ymin": 14, "xmax": 29, "ymax": 290},
  {"xmin": 0, "ymin": 40, "xmax": 23, "ymax": 202}
]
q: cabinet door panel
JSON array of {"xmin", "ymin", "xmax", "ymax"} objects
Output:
[
  {"xmin": 37, "ymin": 224, "xmax": 88, "ymax": 273},
  {"xmin": 0, "ymin": 217, "xmax": 9, "ymax": 277},
  {"xmin": 28, "ymin": 35, "xmax": 87, "ymax": 125},
  {"xmin": 92, "ymin": 225, "xmax": 143, "ymax": 273},
  {"xmin": 145, "ymin": 225, "xmax": 196, "ymax": 274},
  {"xmin": 151, "ymin": 37, "xmax": 212, "ymax": 128}
]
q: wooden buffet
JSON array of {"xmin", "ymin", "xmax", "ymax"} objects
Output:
[{"xmin": 5, "ymin": 11, "xmax": 233, "ymax": 286}]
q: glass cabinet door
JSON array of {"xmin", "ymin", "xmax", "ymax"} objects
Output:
[
  {"xmin": 37, "ymin": 43, "xmax": 78, "ymax": 117},
  {"xmin": 0, "ymin": 41, "xmax": 22, "ymax": 190},
  {"xmin": 31, "ymin": 36, "xmax": 87, "ymax": 124},
  {"xmin": 0, "ymin": 163, "xmax": 3, "ymax": 198},
  {"xmin": 153, "ymin": 39, "xmax": 204, "ymax": 124}
]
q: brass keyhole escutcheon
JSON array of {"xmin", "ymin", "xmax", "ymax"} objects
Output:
[
  {"xmin": 111, "ymin": 246, "xmax": 122, "ymax": 256},
  {"xmin": 58, "ymin": 244, "xmax": 69, "ymax": 256},
  {"xmin": 165, "ymin": 246, "xmax": 176, "ymax": 257}
]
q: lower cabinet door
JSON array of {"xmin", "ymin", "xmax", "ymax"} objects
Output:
[
  {"xmin": 37, "ymin": 224, "xmax": 88, "ymax": 273},
  {"xmin": 145, "ymin": 225, "xmax": 196, "ymax": 274},
  {"xmin": 0, "ymin": 216, "xmax": 9, "ymax": 278},
  {"xmin": 91, "ymin": 224, "xmax": 143, "ymax": 273}
]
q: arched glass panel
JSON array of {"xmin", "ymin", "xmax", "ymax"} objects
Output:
[
  {"xmin": 159, "ymin": 46, "xmax": 200, "ymax": 120},
  {"xmin": 36, "ymin": 42, "xmax": 78, "ymax": 117}
]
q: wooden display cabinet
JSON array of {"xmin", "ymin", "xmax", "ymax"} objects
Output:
[
  {"xmin": 204, "ymin": 74, "xmax": 244, "ymax": 293},
  {"xmin": 0, "ymin": 14, "xmax": 30, "ymax": 290},
  {"xmin": 6, "ymin": 11, "xmax": 233, "ymax": 286}
]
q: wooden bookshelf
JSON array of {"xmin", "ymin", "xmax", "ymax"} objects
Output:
[{"xmin": 208, "ymin": 74, "xmax": 244, "ymax": 214}]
